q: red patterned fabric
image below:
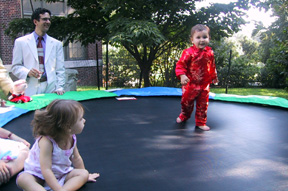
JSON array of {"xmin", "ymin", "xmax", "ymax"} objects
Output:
[
  {"xmin": 175, "ymin": 45, "xmax": 217, "ymax": 89},
  {"xmin": 9, "ymin": 94, "xmax": 32, "ymax": 103},
  {"xmin": 178, "ymin": 86, "xmax": 209, "ymax": 126},
  {"xmin": 175, "ymin": 45, "xmax": 217, "ymax": 125}
]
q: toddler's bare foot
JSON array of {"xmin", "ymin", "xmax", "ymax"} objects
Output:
[
  {"xmin": 176, "ymin": 117, "xmax": 182, "ymax": 123},
  {"xmin": 196, "ymin": 125, "xmax": 210, "ymax": 131}
]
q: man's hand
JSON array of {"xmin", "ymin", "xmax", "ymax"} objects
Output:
[
  {"xmin": 212, "ymin": 77, "xmax": 219, "ymax": 85},
  {"xmin": 53, "ymin": 90, "xmax": 65, "ymax": 95},
  {"xmin": 28, "ymin": 68, "xmax": 42, "ymax": 79}
]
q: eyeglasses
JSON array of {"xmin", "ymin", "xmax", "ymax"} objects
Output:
[{"xmin": 40, "ymin": 18, "xmax": 51, "ymax": 22}]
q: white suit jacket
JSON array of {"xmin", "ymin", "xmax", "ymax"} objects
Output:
[{"xmin": 11, "ymin": 33, "xmax": 65, "ymax": 96}]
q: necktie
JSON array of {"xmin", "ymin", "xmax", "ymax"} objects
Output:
[{"xmin": 37, "ymin": 37, "xmax": 47, "ymax": 82}]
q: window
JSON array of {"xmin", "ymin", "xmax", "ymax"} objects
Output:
[
  {"xmin": 65, "ymin": 42, "xmax": 88, "ymax": 61},
  {"xmin": 22, "ymin": 0, "xmax": 66, "ymax": 16}
]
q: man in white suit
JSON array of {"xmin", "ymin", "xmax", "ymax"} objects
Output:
[{"xmin": 11, "ymin": 8, "xmax": 65, "ymax": 96}]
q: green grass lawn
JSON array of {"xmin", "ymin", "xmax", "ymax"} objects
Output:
[
  {"xmin": 77, "ymin": 86, "xmax": 106, "ymax": 91},
  {"xmin": 77, "ymin": 86, "xmax": 288, "ymax": 100},
  {"xmin": 210, "ymin": 88, "xmax": 288, "ymax": 99}
]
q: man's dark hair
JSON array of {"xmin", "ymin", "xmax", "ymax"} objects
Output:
[{"xmin": 31, "ymin": 8, "xmax": 51, "ymax": 23}]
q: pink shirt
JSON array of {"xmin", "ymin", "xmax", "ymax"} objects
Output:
[{"xmin": 23, "ymin": 135, "xmax": 76, "ymax": 181}]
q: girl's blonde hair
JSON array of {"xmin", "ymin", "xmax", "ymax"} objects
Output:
[
  {"xmin": 190, "ymin": 24, "xmax": 210, "ymax": 38},
  {"xmin": 32, "ymin": 99, "xmax": 84, "ymax": 142}
]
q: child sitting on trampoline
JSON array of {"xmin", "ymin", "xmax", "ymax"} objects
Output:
[
  {"xmin": 175, "ymin": 24, "xmax": 218, "ymax": 131},
  {"xmin": 0, "ymin": 57, "xmax": 31, "ymax": 186},
  {"xmin": 17, "ymin": 99, "xmax": 100, "ymax": 191},
  {"xmin": 0, "ymin": 128, "xmax": 30, "ymax": 186}
]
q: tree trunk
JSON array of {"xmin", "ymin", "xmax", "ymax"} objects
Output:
[
  {"xmin": 142, "ymin": 66, "xmax": 151, "ymax": 87},
  {"xmin": 123, "ymin": 44, "xmax": 155, "ymax": 88}
]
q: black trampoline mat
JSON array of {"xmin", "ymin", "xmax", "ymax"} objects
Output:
[{"xmin": 1, "ymin": 97, "xmax": 288, "ymax": 191}]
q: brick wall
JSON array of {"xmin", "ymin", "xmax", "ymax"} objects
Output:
[
  {"xmin": 88, "ymin": 41, "xmax": 102, "ymax": 60},
  {"xmin": 0, "ymin": 0, "xmax": 21, "ymax": 65},
  {"xmin": 82, "ymin": 41, "xmax": 103, "ymax": 86},
  {"xmin": 73, "ymin": 66, "xmax": 102, "ymax": 86},
  {"xmin": 65, "ymin": 59, "xmax": 103, "ymax": 87},
  {"xmin": 75, "ymin": 41, "xmax": 103, "ymax": 86}
]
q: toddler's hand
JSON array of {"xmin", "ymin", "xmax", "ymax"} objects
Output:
[
  {"xmin": 10, "ymin": 135, "xmax": 30, "ymax": 148},
  {"xmin": 212, "ymin": 77, "xmax": 219, "ymax": 85},
  {"xmin": 20, "ymin": 139, "xmax": 31, "ymax": 148},
  {"xmin": 88, "ymin": 172, "xmax": 100, "ymax": 182},
  {"xmin": 180, "ymin": 75, "xmax": 190, "ymax": 85},
  {"xmin": 0, "ymin": 160, "xmax": 11, "ymax": 184}
]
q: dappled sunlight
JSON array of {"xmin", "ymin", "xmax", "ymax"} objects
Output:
[
  {"xmin": 135, "ymin": 158, "xmax": 288, "ymax": 185},
  {"xmin": 134, "ymin": 127, "xmax": 288, "ymax": 185},
  {"xmin": 142, "ymin": 134, "xmax": 196, "ymax": 150},
  {"xmin": 225, "ymin": 159, "xmax": 288, "ymax": 178},
  {"xmin": 110, "ymin": 113, "xmax": 155, "ymax": 125},
  {"xmin": 141, "ymin": 131, "xmax": 229, "ymax": 150}
]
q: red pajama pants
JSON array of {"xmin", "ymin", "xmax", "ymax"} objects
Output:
[{"xmin": 178, "ymin": 84, "xmax": 210, "ymax": 126}]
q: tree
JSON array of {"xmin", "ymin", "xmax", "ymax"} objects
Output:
[
  {"xmin": 103, "ymin": 0, "xmax": 251, "ymax": 87},
  {"xmin": 6, "ymin": 0, "xmax": 252, "ymax": 87},
  {"xmin": 105, "ymin": 47, "xmax": 140, "ymax": 87},
  {"xmin": 211, "ymin": 38, "xmax": 239, "ymax": 87},
  {"xmin": 252, "ymin": 0, "xmax": 288, "ymax": 88},
  {"xmin": 151, "ymin": 46, "xmax": 181, "ymax": 87}
]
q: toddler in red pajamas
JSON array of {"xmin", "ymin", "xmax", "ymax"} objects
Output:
[{"xmin": 175, "ymin": 24, "xmax": 218, "ymax": 131}]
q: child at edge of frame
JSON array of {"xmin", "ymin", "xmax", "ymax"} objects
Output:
[
  {"xmin": 16, "ymin": 99, "xmax": 100, "ymax": 191},
  {"xmin": 175, "ymin": 24, "xmax": 219, "ymax": 131}
]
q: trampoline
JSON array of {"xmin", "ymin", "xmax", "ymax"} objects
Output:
[{"xmin": 1, "ymin": 87, "xmax": 288, "ymax": 191}]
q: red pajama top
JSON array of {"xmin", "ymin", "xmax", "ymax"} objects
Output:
[{"xmin": 175, "ymin": 45, "xmax": 217, "ymax": 89}]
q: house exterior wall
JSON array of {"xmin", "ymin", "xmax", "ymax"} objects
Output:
[{"xmin": 0, "ymin": 0, "xmax": 21, "ymax": 66}]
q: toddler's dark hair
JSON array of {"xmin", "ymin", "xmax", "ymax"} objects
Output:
[{"xmin": 190, "ymin": 24, "xmax": 210, "ymax": 38}]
